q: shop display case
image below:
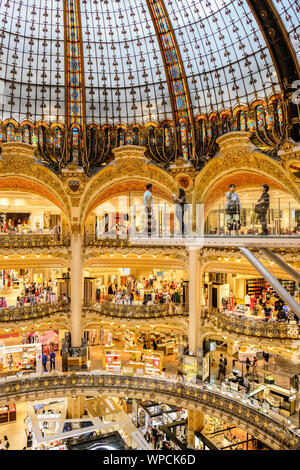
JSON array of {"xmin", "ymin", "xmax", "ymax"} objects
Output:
[
  {"xmin": 0, "ymin": 403, "xmax": 16, "ymax": 424},
  {"xmin": 0, "ymin": 343, "xmax": 42, "ymax": 376},
  {"xmin": 102, "ymin": 347, "xmax": 163, "ymax": 376}
]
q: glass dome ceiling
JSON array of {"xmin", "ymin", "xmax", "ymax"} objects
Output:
[{"xmin": 0, "ymin": 0, "xmax": 297, "ymax": 127}]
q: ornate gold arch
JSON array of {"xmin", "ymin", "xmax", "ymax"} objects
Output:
[
  {"xmin": 193, "ymin": 151, "xmax": 300, "ymax": 205},
  {"xmin": 80, "ymin": 156, "xmax": 177, "ymax": 226},
  {"xmin": 0, "ymin": 146, "xmax": 71, "ymax": 223}
]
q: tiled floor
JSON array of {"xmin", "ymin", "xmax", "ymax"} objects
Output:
[{"xmin": 0, "ymin": 402, "xmax": 27, "ymax": 450}]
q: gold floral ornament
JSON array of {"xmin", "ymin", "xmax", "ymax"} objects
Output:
[
  {"xmin": 98, "ymin": 377, "xmax": 103, "ymax": 384},
  {"xmin": 255, "ymin": 416, "xmax": 259, "ymax": 422},
  {"xmin": 71, "ymin": 379, "xmax": 76, "ymax": 385},
  {"xmin": 43, "ymin": 380, "xmax": 48, "ymax": 387}
]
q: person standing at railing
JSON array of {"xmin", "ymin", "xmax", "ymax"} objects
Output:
[
  {"xmin": 172, "ymin": 188, "xmax": 187, "ymax": 236},
  {"xmin": 225, "ymin": 184, "xmax": 241, "ymax": 236},
  {"xmin": 255, "ymin": 184, "xmax": 270, "ymax": 235},
  {"xmin": 144, "ymin": 183, "xmax": 153, "ymax": 237}
]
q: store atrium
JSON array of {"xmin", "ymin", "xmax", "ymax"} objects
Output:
[{"xmin": 0, "ymin": 0, "xmax": 299, "ymax": 452}]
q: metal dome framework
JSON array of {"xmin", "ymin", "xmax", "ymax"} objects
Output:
[{"xmin": 0, "ymin": 0, "xmax": 299, "ymax": 172}]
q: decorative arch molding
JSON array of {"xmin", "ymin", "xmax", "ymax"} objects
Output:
[
  {"xmin": 80, "ymin": 153, "xmax": 177, "ymax": 226},
  {"xmin": 193, "ymin": 151, "xmax": 300, "ymax": 206},
  {"xmin": 0, "ymin": 146, "xmax": 72, "ymax": 223},
  {"xmin": 0, "ymin": 177, "xmax": 68, "ymax": 217}
]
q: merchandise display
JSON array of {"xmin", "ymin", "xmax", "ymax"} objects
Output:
[
  {"xmin": 0, "ymin": 343, "xmax": 42, "ymax": 376},
  {"xmin": 103, "ymin": 348, "xmax": 163, "ymax": 376}
]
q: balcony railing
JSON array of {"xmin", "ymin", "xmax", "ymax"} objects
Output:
[
  {"xmin": 201, "ymin": 306, "xmax": 300, "ymax": 340},
  {"xmin": 83, "ymin": 300, "xmax": 188, "ymax": 319},
  {"xmin": 85, "ymin": 198, "xmax": 300, "ymax": 246},
  {"xmin": 0, "ymin": 372, "xmax": 297, "ymax": 449},
  {"xmin": 0, "ymin": 234, "xmax": 71, "ymax": 249},
  {"xmin": 0, "ymin": 302, "xmax": 69, "ymax": 322}
]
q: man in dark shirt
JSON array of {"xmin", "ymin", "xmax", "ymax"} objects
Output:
[{"xmin": 257, "ymin": 184, "xmax": 270, "ymax": 235}]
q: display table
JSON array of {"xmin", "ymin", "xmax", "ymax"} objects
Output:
[{"xmin": 0, "ymin": 404, "xmax": 16, "ymax": 424}]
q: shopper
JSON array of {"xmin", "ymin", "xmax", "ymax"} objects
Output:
[
  {"xmin": 245, "ymin": 357, "xmax": 251, "ymax": 375},
  {"xmin": 255, "ymin": 184, "xmax": 270, "ymax": 235},
  {"xmin": 144, "ymin": 183, "xmax": 153, "ymax": 237},
  {"xmin": 263, "ymin": 352, "xmax": 270, "ymax": 370},
  {"xmin": 217, "ymin": 354, "xmax": 224, "ymax": 380},
  {"xmin": 7, "ymin": 354, "xmax": 13, "ymax": 370},
  {"xmin": 0, "ymin": 439, "xmax": 5, "ymax": 451},
  {"xmin": 41, "ymin": 353, "xmax": 48, "ymax": 373},
  {"xmin": 26, "ymin": 432, "xmax": 33, "ymax": 449},
  {"xmin": 172, "ymin": 188, "xmax": 187, "ymax": 236},
  {"xmin": 252, "ymin": 357, "xmax": 258, "ymax": 380},
  {"xmin": 50, "ymin": 351, "xmax": 56, "ymax": 371},
  {"xmin": 223, "ymin": 357, "xmax": 228, "ymax": 377},
  {"xmin": 3, "ymin": 436, "xmax": 10, "ymax": 450},
  {"xmin": 152, "ymin": 426, "xmax": 159, "ymax": 450},
  {"xmin": 225, "ymin": 184, "xmax": 241, "ymax": 235}
]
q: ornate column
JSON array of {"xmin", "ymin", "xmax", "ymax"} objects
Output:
[
  {"xmin": 67, "ymin": 396, "xmax": 85, "ymax": 419},
  {"xmin": 70, "ymin": 232, "xmax": 83, "ymax": 347},
  {"xmin": 188, "ymin": 247, "xmax": 201, "ymax": 355},
  {"xmin": 187, "ymin": 410, "xmax": 205, "ymax": 448}
]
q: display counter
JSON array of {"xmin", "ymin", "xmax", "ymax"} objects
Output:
[
  {"xmin": 0, "ymin": 403, "xmax": 16, "ymax": 424},
  {"xmin": 0, "ymin": 343, "xmax": 42, "ymax": 376},
  {"xmin": 249, "ymin": 383, "xmax": 296, "ymax": 416},
  {"xmin": 103, "ymin": 347, "xmax": 163, "ymax": 376}
]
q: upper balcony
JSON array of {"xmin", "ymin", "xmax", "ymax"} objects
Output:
[
  {"xmin": 0, "ymin": 233, "xmax": 71, "ymax": 250},
  {"xmin": 0, "ymin": 302, "xmax": 68, "ymax": 322},
  {"xmin": 201, "ymin": 307, "xmax": 300, "ymax": 341},
  {"xmin": 83, "ymin": 194, "xmax": 300, "ymax": 250}
]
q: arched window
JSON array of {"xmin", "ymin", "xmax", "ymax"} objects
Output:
[
  {"xmin": 38, "ymin": 126, "xmax": 44, "ymax": 146},
  {"xmin": 117, "ymin": 128, "xmax": 124, "ymax": 147},
  {"xmin": 179, "ymin": 121, "xmax": 188, "ymax": 159},
  {"xmin": 256, "ymin": 105, "xmax": 265, "ymax": 131},
  {"xmin": 265, "ymin": 108, "xmax": 274, "ymax": 131},
  {"xmin": 132, "ymin": 127, "xmax": 139, "ymax": 146},
  {"xmin": 275, "ymin": 101, "xmax": 284, "ymax": 130},
  {"xmin": 53, "ymin": 127, "xmax": 62, "ymax": 149},
  {"xmin": 164, "ymin": 125, "xmax": 171, "ymax": 147},
  {"xmin": 238, "ymin": 111, "xmax": 247, "ymax": 131},
  {"xmin": 148, "ymin": 126, "xmax": 155, "ymax": 146},
  {"xmin": 22, "ymin": 125, "xmax": 31, "ymax": 144},
  {"xmin": 221, "ymin": 115, "xmax": 229, "ymax": 134},
  {"xmin": 6, "ymin": 123, "xmax": 15, "ymax": 142}
]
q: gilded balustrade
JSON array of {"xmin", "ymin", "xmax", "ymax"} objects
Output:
[
  {"xmin": 0, "ymin": 234, "xmax": 71, "ymax": 249},
  {"xmin": 83, "ymin": 301, "xmax": 189, "ymax": 319},
  {"xmin": 0, "ymin": 302, "xmax": 69, "ymax": 322},
  {"xmin": 0, "ymin": 372, "xmax": 298, "ymax": 450},
  {"xmin": 201, "ymin": 307, "xmax": 300, "ymax": 340}
]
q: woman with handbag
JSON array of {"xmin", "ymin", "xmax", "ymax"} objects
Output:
[
  {"xmin": 225, "ymin": 184, "xmax": 241, "ymax": 235},
  {"xmin": 255, "ymin": 184, "xmax": 270, "ymax": 235}
]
